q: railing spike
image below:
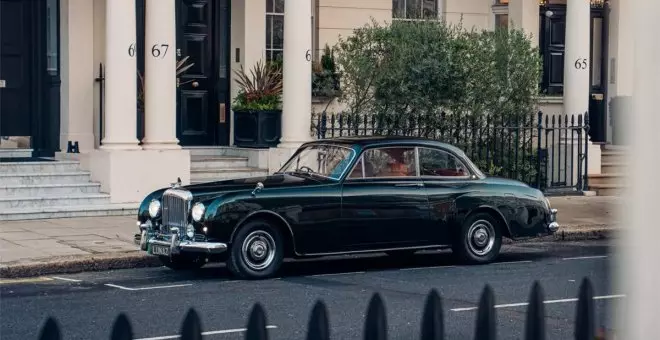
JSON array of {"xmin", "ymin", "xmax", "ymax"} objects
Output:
[
  {"xmin": 421, "ymin": 289, "xmax": 444, "ymax": 340},
  {"xmin": 110, "ymin": 313, "xmax": 133, "ymax": 340},
  {"xmin": 524, "ymin": 281, "xmax": 545, "ymax": 340},
  {"xmin": 180, "ymin": 308, "xmax": 203, "ymax": 340},
  {"xmin": 38, "ymin": 317, "xmax": 61, "ymax": 340},
  {"xmin": 364, "ymin": 293, "xmax": 387, "ymax": 340},
  {"xmin": 306, "ymin": 300, "xmax": 330, "ymax": 340},
  {"xmin": 575, "ymin": 277, "xmax": 594, "ymax": 340},
  {"xmin": 474, "ymin": 285, "xmax": 496, "ymax": 340},
  {"xmin": 245, "ymin": 303, "xmax": 269, "ymax": 340}
]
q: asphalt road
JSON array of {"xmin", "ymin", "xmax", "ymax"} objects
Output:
[{"xmin": 1, "ymin": 240, "xmax": 619, "ymax": 340}]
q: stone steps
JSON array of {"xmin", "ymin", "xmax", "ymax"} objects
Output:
[
  {"xmin": 188, "ymin": 148, "xmax": 269, "ymax": 184},
  {"xmin": 587, "ymin": 145, "xmax": 627, "ymax": 196},
  {"xmin": 0, "ymin": 148, "xmax": 32, "ymax": 158},
  {"xmin": 0, "ymin": 193, "xmax": 111, "ymax": 210},
  {"xmin": 0, "ymin": 156, "xmax": 136, "ymax": 220},
  {"xmin": 0, "ymin": 203, "xmax": 139, "ymax": 221}
]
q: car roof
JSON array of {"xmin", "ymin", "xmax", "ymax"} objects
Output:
[{"xmin": 306, "ymin": 136, "xmax": 466, "ymax": 155}]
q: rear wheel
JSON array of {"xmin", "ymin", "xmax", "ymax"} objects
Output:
[
  {"xmin": 227, "ymin": 219, "xmax": 284, "ymax": 279},
  {"xmin": 159, "ymin": 254, "xmax": 206, "ymax": 270},
  {"xmin": 453, "ymin": 212, "xmax": 502, "ymax": 264}
]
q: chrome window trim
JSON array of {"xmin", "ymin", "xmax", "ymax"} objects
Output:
[{"xmin": 278, "ymin": 143, "xmax": 357, "ymax": 181}]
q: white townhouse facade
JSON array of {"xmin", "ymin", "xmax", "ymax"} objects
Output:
[{"xmin": 0, "ymin": 0, "xmax": 631, "ymax": 219}]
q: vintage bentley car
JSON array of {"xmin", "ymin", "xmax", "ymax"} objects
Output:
[{"xmin": 134, "ymin": 137, "xmax": 558, "ymax": 279}]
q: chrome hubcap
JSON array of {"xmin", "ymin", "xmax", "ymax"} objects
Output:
[
  {"xmin": 467, "ymin": 220, "xmax": 495, "ymax": 256},
  {"xmin": 241, "ymin": 231, "xmax": 276, "ymax": 271}
]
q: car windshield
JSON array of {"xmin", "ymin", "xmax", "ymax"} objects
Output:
[{"xmin": 277, "ymin": 144, "xmax": 356, "ymax": 180}]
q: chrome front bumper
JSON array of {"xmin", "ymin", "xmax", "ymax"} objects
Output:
[
  {"xmin": 134, "ymin": 224, "xmax": 228, "ymax": 256},
  {"xmin": 547, "ymin": 208, "xmax": 559, "ymax": 233}
]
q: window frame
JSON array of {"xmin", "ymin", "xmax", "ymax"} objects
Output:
[
  {"xmin": 344, "ymin": 146, "xmax": 420, "ymax": 181},
  {"xmin": 417, "ymin": 146, "xmax": 473, "ymax": 180},
  {"xmin": 265, "ymin": 0, "xmax": 284, "ymax": 62},
  {"xmin": 392, "ymin": 0, "xmax": 443, "ymax": 21},
  {"xmin": 491, "ymin": 0, "xmax": 509, "ymax": 30}
]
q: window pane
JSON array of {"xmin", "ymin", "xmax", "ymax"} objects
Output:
[
  {"xmin": 46, "ymin": 0, "xmax": 58, "ymax": 76},
  {"xmin": 274, "ymin": 0, "xmax": 284, "ymax": 13},
  {"xmin": 393, "ymin": 0, "xmax": 405, "ymax": 18},
  {"xmin": 272, "ymin": 15, "xmax": 284, "ymax": 50},
  {"xmin": 266, "ymin": 0, "xmax": 273, "ymax": 13},
  {"xmin": 348, "ymin": 157, "xmax": 365, "ymax": 178},
  {"xmin": 266, "ymin": 16, "xmax": 273, "ymax": 49},
  {"xmin": 419, "ymin": 148, "xmax": 469, "ymax": 177},
  {"xmin": 422, "ymin": 0, "xmax": 437, "ymax": 18},
  {"xmin": 271, "ymin": 50, "xmax": 283, "ymax": 62},
  {"xmin": 406, "ymin": 0, "xmax": 421, "ymax": 18},
  {"xmin": 495, "ymin": 14, "xmax": 508, "ymax": 29},
  {"xmin": 364, "ymin": 147, "xmax": 416, "ymax": 178}
]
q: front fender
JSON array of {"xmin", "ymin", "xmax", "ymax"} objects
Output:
[{"xmin": 137, "ymin": 188, "xmax": 168, "ymax": 223}]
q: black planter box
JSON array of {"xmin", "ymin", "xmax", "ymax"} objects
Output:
[{"xmin": 233, "ymin": 109, "xmax": 282, "ymax": 148}]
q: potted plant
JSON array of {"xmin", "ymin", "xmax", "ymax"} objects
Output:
[
  {"xmin": 232, "ymin": 59, "xmax": 283, "ymax": 148},
  {"xmin": 312, "ymin": 44, "xmax": 341, "ymax": 99}
]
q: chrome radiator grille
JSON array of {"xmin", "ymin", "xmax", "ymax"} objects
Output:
[{"xmin": 161, "ymin": 189, "xmax": 192, "ymax": 231}]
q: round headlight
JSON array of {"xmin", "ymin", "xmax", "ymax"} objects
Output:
[
  {"xmin": 186, "ymin": 224, "xmax": 195, "ymax": 239},
  {"xmin": 148, "ymin": 199, "xmax": 161, "ymax": 218},
  {"xmin": 191, "ymin": 203, "xmax": 205, "ymax": 222}
]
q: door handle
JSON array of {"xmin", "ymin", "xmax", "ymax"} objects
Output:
[{"xmin": 394, "ymin": 183, "xmax": 424, "ymax": 187}]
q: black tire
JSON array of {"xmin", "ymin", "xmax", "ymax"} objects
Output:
[
  {"xmin": 452, "ymin": 212, "xmax": 502, "ymax": 264},
  {"xmin": 159, "ymin": 254, "xmax": 206, "ymax": 270},
  {"xmin": 227, "ymin": 219, "xmax": 284, "ymax": 279}
]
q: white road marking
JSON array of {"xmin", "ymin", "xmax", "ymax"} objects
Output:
[
  {"xmin": 311, "ymin": 271, "xmax": 366, "ymax": 277},
  {"xmin": 105, "ymin": 283, "xmax": 193, "ymax": 291},
  {"xmin": 491, "ymin": 260, "xmax": 533, "ymax": 265},
  {"xmin": 562, "ymin": 255, "xmax": 608, "ymax": 261},
  {"xmin": 400, "ymin": 265, "xmax": 456, "ymax": 271},
  {"xmin": 134, "ymin": 325, "xmax": 278, "ymax": 340},
  {"xmin": 51, "ymin": 276, "xmax": 83, "ymax": 282},
  {"xmin": 450, "ymin": 294, "xmax": 626, "ymax": 312}
]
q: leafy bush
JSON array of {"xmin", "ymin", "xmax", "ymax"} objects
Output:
[
  {"xmin": 312, "ymin": 44, "xmax": 341, "ymax": 98},
  {"xmin": 329, "ymin": 19, "xmax": 542, "ymax": 182}
]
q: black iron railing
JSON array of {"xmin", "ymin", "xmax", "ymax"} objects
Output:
[
  {"xmin": 311, "ymin": 111, "xmax": 590, "ymax": 194},
  {"xmin": 94, "ymin": 63, "xmax": 105, "ymax": 146},
  {"xmin": 36, "ymin": 277, "xmax": 606, "ymax": 339}
]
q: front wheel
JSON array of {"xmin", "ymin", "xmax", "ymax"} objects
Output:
[
  {"xmin": 453, "ymin": 212, "xmax": 502, "ymax": 264},
  {"xmin": 227, "ymin": 219, "xmax": 284, "ymax": 279}
]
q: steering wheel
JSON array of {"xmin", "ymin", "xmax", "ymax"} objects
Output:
[{"xmin": 298, "ymin": 166, "xmax": 315, "ymax": 173}]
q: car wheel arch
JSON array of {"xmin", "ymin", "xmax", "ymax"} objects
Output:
[
  {"xmin": 230, "ymin": 210, "xmax": 298, "ymax": 257},
  {"xmin": 464, "ymin": 206, "xmax": 512, "ymax": 238}
]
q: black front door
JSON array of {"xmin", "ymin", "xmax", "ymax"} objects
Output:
[
  {"xmin": 176, "ymin": 0, "xmax": 231, "ymax": 146},
  {"xmin": 0, "ymin": 0, "xmax": 33, "ymax": 138},
  {"xmin": 539, "ymin": 5, "xmax": 566, "ymax": 96}
]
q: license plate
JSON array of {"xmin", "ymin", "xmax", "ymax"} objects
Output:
[{"xmin": 151, "ymin": 244, "xmax": 170, "ymax": 256}]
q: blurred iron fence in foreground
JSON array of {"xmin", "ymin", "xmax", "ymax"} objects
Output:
[
  {"xmin": 38, "ymin": 277, "xmax": 607, "ymax": 339},
  {"xmin": 311, "ymin": 111, "xmax": 590, "ymax": 194}
]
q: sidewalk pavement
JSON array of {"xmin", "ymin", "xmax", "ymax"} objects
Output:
[{"xmin": 0, "ymin": 196, "xmax": 621, "ymax": 278}]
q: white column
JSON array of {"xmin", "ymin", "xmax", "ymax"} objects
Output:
[
  {"xmin": 141, "ymin": 0, "xmax": 180, "ymax": 149},
  {"xmin": 562, "ymin": 0, "xmax": 591, "ymax": 119},
  {"xmin": 101, "ymin": 0, "xmax": 140, "ymax": 150},
  {"xmin": 279, "ymin": 0, "xmax": 313, "ymax": 148},
  {"xmin": 619, "ymin": 0, "xmax": 660, "ymax": 338}
]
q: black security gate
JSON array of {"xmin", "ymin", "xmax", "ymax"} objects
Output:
[
  {"xmin": 36, "ymin": 277, "xmax": 609, "ymax": 339},
  {"xmin": 312, "ymin": 111, "xmax": 590, "ymax": 195}
]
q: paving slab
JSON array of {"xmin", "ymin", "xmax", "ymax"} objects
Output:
[{"xmin": 0, "ymin": 195, "xmax": 620, "ymax": 278}]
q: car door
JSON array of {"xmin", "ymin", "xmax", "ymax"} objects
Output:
[
  {"xmin": 339, "ymin": 146, "xmax": 432, "ymax": 252},
  {"xmin": 418, "ymin": 146, "xmax": 475, "ymax": 243}
]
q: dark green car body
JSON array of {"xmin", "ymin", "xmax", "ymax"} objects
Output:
[{"xmin": 135, "ymin": 137, "xmax": 558, "ymax": 264}]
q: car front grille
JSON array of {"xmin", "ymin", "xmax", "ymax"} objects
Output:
[{"xmin": 161, "ymin": 188, "xmax": 192, "ymax": 235}]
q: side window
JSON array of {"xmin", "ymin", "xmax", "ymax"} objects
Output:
[
  {"xmin": 363, "ymin": 147, "xmax": 417, "ymax": 178},
  {"xmin": 419, "ymin": 148, "xmax": 470, "ymax": 177},
  {"xmin": 348, "ymin": 156, "xmax": 364, "ymax": 178}
]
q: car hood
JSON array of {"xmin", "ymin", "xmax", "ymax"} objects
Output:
[{"xmin": 180, "ymin": 173, "xmax": 328, "ymax": 200}]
